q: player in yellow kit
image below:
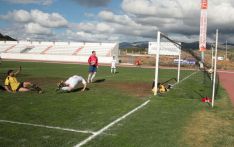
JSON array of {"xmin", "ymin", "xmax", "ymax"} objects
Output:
[{"xmin": 4, "ymin": 66, "xmax": 42, "ymax": 93}]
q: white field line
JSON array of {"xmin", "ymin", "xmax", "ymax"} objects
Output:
[
  {"xmin": 173, "ymin": 71, "xmax": 199, "ymax": 87},
  {"xmin": 74, "ymin": 100, "xmax": 151, "ymax": 147},
  {"xmin": 0, "ymin": 69, "xmax": 197, "ymax": 146},
  {"xmin": 75, "ymin": 70, "xmax": 198, "ymax": 146},
  {"xmin": 0, "ymin": 119, "xmax": 95, "ymax": 134}
]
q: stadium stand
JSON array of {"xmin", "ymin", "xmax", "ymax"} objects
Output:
[
  {"xmin": 79, "ymin": 43, "xmax": 114, "ymax": 56},
  {"xmin": 27, "ymin": 42, "xmax": 53, "ymax": 54},
  {"xmin": 0, "ymin": 41, "xmax": 17, "ymax": 53},
  {"xmin": 0, "ymin": 41, "xmax": 119, "ymax": 64},
  {"xmin": 7, "ymin": 43, "xmax": 31, "ymax": 53}
]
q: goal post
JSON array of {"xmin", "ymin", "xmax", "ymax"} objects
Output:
[
  {"xmin": 211, "ymin": 29, "xmax": 218, "ymax": 108},
  {"xmin": 154, "ymin": 31, "xmax": 161, "ymax": 96},
  {"xmin": 149, "ymin": 31, "xmax": 182, "ymax": 96}
]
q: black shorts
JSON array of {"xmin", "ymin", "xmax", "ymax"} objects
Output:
[{"xmin": 16, "ymin": 82, "xmax": 24, "ymax": 91}]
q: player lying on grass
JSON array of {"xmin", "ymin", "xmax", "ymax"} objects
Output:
[
  {"xmin": 57, "ymin": 75, "xmax": 87, "ymax": 92},
  {"xmin": 152, "ymin": 81, "xmax": 173, "ymax": 94},
  {"xmin": 4, "ymin": 67, "xmax": 42, "ymax": 93},
  {"xmin": 151, "ymin": 78, "xmax": 177, "ymax": 94}
]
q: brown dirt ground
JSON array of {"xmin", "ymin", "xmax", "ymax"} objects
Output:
[
  {"xmin": 25, "ymin": 77, "xmax": 152, "ymax": 98},
  {"xmin": 100, "ymin": 81, "xmax": 152, "ymax": 98},
  {"xmin": 25, "ymin": 77, "xmax": 61, "ymax": 87}
]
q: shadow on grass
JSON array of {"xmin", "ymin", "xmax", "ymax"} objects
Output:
[
  {"xmin": 55, "ymin": 87, "xmax": 90, "ymax": 94},
  {"xmin": 0, "ymin": 85, "xmax": 6, "ymax": 91},
  {"xmin": 72, "ymin": 87, "xmax": 90, "ymax": 92},
  {"xmin": 93, "ymin": 79, "xmax": 106, "ymax": 83}
]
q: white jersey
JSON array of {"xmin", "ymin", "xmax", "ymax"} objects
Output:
[
  {"xmin": 111, "ymin": 59, "xmax": 117, "ymax": 68},
  {"xmin": 62, "ymin": 75, "xmax": 86, "ymax": 91}
]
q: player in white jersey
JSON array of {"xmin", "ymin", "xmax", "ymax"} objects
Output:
[
  {"xmin": 111, "ymin": 56, "xmax": 117, "ymax": 74},
  {"xmin": 57, "ymin": 75, "xmax": 87, "ymax": 92}
]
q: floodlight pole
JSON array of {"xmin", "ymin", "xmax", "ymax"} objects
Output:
[
  {"xmin": 212, "ymin": 29, "xmax": 218, "ymax": 108},
  {"xmin": 154, "ymin": 31, "xmax": 161, "ymax": 96}
]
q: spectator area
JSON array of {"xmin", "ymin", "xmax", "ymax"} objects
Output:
[{"xmin": 0, "ymin": 41, "xmax": 119, "ymax": 64}]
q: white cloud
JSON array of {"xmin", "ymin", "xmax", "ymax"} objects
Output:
[
  {"xmin": 96, "ymin": 23, "xmax": 113, "ymax": 32},
  {"xmin": 1, "ymin": 9, "xmax": 68, "ymax": 28},
  {"xmin": 25, "ymin": 23, "xmax": 52, "ymax": 35},
  {"xmin": 122, "ymin": 0, "xmax": 183, "ymax": 18},
  {"xmin": 1, "ymin": 0, "xmax": 234, "ymax": 43},
  {"xmin": 120, "ymin": 0, "xmax": 234, "ymax": 42},
  {"xmin": 1, "ymin": 9, "xmax": 31, "ymax": 23},
  {"xmin": 72, "ymin": 0, "xmax": 234, "ymax": 43},
  {"xmin": 61, "ymin": 29, "xmax": 118, "ymax": 42},
  {"xmin": 208, "ymin": 2, "xmax": 234, "ymax": 26},
  {"xmin": 76, "ymin": 20, "xmax": 156, "ymax": 42},
  {"xmin": 77, "ymin": 22, "xmax": 98, "ymax": 33},
  {"xmin": 0, "ymin": 9, "xmax": 68, "ymax": 38},
  {"xmin": 98, "ymin": 10, "xmax": 137, "ymax": 26},
  {"xmin": 30, "ymin": 9, "xmax": 68, "ymax": 28}
]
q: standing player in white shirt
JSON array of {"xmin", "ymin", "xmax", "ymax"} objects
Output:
[
  {"xmin": 57, "ymin": 75, "xmax": 87, "ymax": 92},
  {"xmin": 111, "ymin": 56, "xmax": 117, "ymax": 74}
]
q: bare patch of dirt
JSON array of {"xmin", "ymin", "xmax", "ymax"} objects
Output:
[
  {"xmin": 101, "ymin": 81, "xmax": 152, "ymax": 98},
  {"xmin": 25, "ymin": 77, "xmax": 61, "ymax": 86}
]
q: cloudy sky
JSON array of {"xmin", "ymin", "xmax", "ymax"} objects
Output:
[{"xmin": 0, "ymin": 0, "xmax": 233, "ymax": 43}]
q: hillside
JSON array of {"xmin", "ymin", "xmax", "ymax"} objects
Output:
[
  {"xmin": 119, "ymin": 41, "xmax": 234, "ymax": 50},
  {"xmin": 0, "ymin": 33, "xmax": 16, "ymax": 41}
]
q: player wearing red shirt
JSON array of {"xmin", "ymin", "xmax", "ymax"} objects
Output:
[{"xmin": 87, "ymin": 51, "xmax": 98, "ymax": 83}]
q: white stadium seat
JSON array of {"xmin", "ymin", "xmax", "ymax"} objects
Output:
[{"xmin": 0, "ymin": 41, "xmax": 119, "ymax": 64}]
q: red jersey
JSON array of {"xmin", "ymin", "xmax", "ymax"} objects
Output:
[{"xmin": 88, "ymin": 55, "xmax": 98, "ymax": 66}]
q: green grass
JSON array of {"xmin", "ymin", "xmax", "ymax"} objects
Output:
[{"xmin": 0, "ymin": 61, "xmax": 233, "ymax": 147}]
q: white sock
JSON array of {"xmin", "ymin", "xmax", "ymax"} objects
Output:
[
  {"xmin": 91, "ymin": 72, "xmax": 96, "ymax": 82},
  {"xmin": 114, "ymin": 68, "xmax": 116, "ymax": 73},
  {"xmin": 87, "ymin": 73, "xmax": 92, "ymax": 83},
  {"xmin": 111, "ymin": 68, "xmax": 113, "ymax": 73}
]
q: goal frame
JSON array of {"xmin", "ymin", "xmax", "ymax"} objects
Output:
[{"xmin": 153, "ymin": 31, "xmax": 182, "ymax": 95}]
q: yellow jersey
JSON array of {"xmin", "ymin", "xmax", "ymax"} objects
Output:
[{"xmin": 5, "ymin": 76, "xmax": 20, "ymax": 92}]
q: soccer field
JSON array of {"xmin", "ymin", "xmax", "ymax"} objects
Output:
[{"xmin": 0, "ymin": 61, "xmax": 233, "ymax": 147}]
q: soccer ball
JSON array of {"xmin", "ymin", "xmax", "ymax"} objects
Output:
[{"xmin": 208, "ymin": 68, "xmax": 214, "ymax": 74}]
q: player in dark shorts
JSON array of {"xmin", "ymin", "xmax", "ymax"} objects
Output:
[
  {"xmin": 87, "ymin": 51, "xmax": 98, "ymax": 83},
  {"xmin": 4, "ymin": 67, "xmax": 42, "ymax": 93}
]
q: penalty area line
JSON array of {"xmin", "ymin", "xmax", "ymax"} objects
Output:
[
  {"xmin": 0, "ymin": 119, "xmax": 95, "ymax": 134},
  {"xmin": 74, "ymin": 100, "xmax": 150, "ymax": 147}
]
